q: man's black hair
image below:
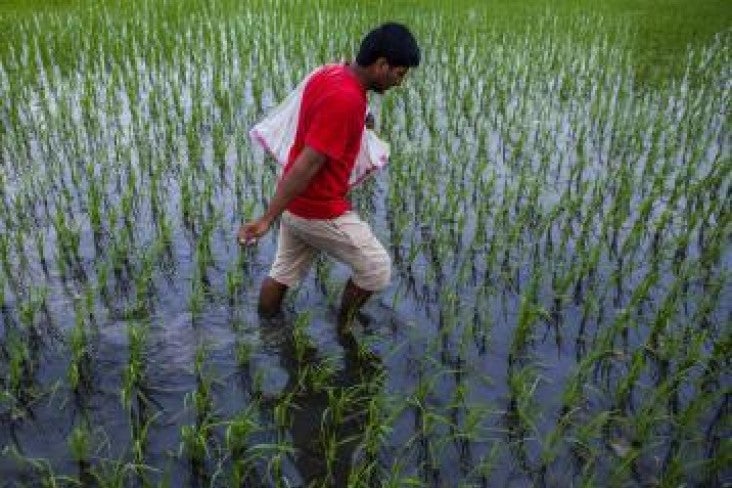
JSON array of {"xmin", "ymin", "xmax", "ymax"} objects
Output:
[{"xmin": 356, "ymin": 23, "xmax": 421, "ymax": 68}]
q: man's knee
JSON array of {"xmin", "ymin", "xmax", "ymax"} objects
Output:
[
  {"xmin": 374, "ymin": 252, "xmax": 392, "ymax": 290},
  {"xmin": 356, "ymin": 250, "xmax": 391, "ymax": 292}
]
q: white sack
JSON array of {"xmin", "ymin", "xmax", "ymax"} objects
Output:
[{"xmin": 249, "ymin": 70, "xmax": 389, "ymax": 188}]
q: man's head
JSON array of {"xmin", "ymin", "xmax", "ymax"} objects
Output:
[{"xmin": 356, "ymin": 23, "xmax": 420, "ymax": 94}]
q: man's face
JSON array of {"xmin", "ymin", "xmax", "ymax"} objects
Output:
[
  {"xmin": 386, "ymin": 65, "xmax": 409, "ymax": 89},
  {"xmin": 371, "ymin": 59, "xmax": 409, "ymax": 94}
]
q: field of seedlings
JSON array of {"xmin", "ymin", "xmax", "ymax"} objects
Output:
[{"xmin": 1, "ymin": 0, "xmax": 730, "ymax": 486}]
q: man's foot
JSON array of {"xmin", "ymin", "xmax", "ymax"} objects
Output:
[
  {"xmin": 337, "ymin": 279, "xmax": 373, "ymax": 329},
  {"xmin": 258, "ymin": 277, "xmax": 288, "ymax": 317}
]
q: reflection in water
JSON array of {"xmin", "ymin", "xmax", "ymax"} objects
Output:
[{"xmin": 260, "ymin": 315, "xmax": 383, "ymax": 487}]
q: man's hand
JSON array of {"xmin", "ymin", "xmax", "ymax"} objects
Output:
[
  {"xmin": 237, "ymin": 218, "xmax": 271, "ymax": 246},
  {"xmin": 235, "ymin": 145, "xmax": 326, "ymax": 247}
]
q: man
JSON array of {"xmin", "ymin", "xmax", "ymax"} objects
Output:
[{"xmin": 238, "ymin": 23, "xmax": 420, "ymax": 334}]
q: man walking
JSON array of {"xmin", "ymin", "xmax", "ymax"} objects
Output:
[{"xmin": 238, "ymin": 23, "xmax": 420, "ymax": 335}]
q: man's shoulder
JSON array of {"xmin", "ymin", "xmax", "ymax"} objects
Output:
[
  {"xmin": 305, "ymin": 86, "xmax": 364, "ymax": 118},
  {"xmin": 306, "ymin": 65, "xmax": 364, "ymax": 103}
]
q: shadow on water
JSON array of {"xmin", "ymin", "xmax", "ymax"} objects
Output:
[{"xmin": 258, "ymin": 313, "xmax": 384, "ymax": 488}]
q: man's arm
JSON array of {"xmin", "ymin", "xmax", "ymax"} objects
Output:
[{"xmin": 238, "ymin": 146, "xmax": 326, "ymax": 244}]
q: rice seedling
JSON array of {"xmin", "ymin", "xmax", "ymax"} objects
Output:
[
  {"xmin": 67, "ymin": 420, "xmax": 93, "ymax": 471},
  {"xmin": 1, "ymin": 446, "xmax": 74, "ymax": 488},
  {"xmin": 67, "ymin": 300, "xmax": 94, "ymax": 395},
  {"xmin": 224, "ymin": 405, "xmax": 263, "ymax": 486},
  {"xmin": 299, "ymin": 355, "xmax": 339, "ymax": 393},
  {"xmin": 4, "ymin": 331, "xmax": 33, "ymax": 416},
  {"xmin": 291, "ymin": 311, "xmax": 317, "ymax": 365},
  {"xmin": 121, "ymin": 320, "xmax": 148, "ymax": 411}
]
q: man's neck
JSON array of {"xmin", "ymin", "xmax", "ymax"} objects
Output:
[{"xmin": 347, "ymin": 61, "xmax": 370, "ymax": 92}]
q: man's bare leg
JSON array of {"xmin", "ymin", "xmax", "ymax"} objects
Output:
[
  {"xmin": 337, "ymin": 278, "xmax": 372, "ymax": 331},
  {"xmin": 258, "ymin": 277, "xmax": 289, "ymax": 317}
]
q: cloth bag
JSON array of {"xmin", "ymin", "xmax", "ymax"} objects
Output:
[{"xmin": 249, "ymin": 69, "xmax": 389, "ymax": 188}]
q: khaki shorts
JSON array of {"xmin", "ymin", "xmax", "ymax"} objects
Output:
[{"xmin": 269, "ymin": 210, "xmax": 391, "ymax": 291}]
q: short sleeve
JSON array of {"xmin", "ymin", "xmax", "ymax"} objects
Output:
[{"xmin": 304, "ymin": 93, "xmax": 363, "ymax": 162}]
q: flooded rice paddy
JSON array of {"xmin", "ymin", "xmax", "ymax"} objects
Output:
[{"xmin": 0, "ymin": 1, "xmax": 730, "ymax": 486}]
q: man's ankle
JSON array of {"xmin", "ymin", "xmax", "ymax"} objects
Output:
[
  {"xmin": 257, "ymin": 304, "xmax": 282, "ymax": 318},
  {"xmin": 258, "ymin": 277, "xmax": 288, "ymax": 317},
  {"xmin": 338, "ymin": 279, "xmax": 372, "ymax": 329}
]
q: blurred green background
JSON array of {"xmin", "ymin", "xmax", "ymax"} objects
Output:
[{"xmin": 1, "ymin": 0, "xmax": 730, "ymax": 85}]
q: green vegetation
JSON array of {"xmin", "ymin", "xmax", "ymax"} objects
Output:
[
  {"xmin": 0, "ymin": 0, "xmax": 729, "ymax": 83},
  {"xmin": 0, "ymin": 0, "xmax": 729, "ymax": 486}
]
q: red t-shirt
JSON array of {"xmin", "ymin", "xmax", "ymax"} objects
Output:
[{"xmin": 283, "ymin": 63, "xmax": 367, "ymax": 219}]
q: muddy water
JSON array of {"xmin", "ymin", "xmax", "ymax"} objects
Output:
[{"xmin": 1, "ymin": 24, "xmax": 730, "ymax": 488}]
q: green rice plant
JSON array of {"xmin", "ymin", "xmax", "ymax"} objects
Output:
[
  {"xmin": 67, "ymin": 421, "xmax": 92, "ymax": 466},
  {"xmin": 225, "ymin": 264, "xmax": 242, "ymax": 304},
  {"xmin": 379, "ymin": 456, "xmax": 424, "ymax": 488},
  {"xmin": 121, "ymin": 189, "xmax": 136, "ymax": 241},
  {"xmin": 266, "ymin": 449, "xmax": 290, "ymax": 487},
  {"xmin": 121, "ymin": 321, "xmax": 147, "ymax": 411},
  {"xmin": 508, "ymin": 267, "xmax": 542, "ymax": 363},
  {"xmin": 186, "ymin": 123, "xmax": 202, "ymax": 170},
  {"xmin": 464, "ymin": 440, "xmax": 501, "ymax": 485},
  {"xmin": 180, "ymin": 170, "xmax": 194, "ymax": 225},
  {"xmin": 33, "ymin": 230, "xmax": 47, "ymax": 270},
  {"xmin": 179, "ymin": 346, "xmax": 216, "ymax": 473},
  {"xmin": 189, "ymin": 344, "xmax": 214, "ymax": 421},
  {"xmin": 129, "ymin": 251, "xmax": 156, "ymax": 320},
  {"xmin": 189, "ymin": 269, "xmax": 205, "ymax": 318},
  {"xmin": 299, "ymin": 355, "xmax": 339, "ymax": 393},
  {"xmin": 5, "ymin": 331, "xmax": 32, "ymax": 410},
  {"xmin": 322, "ymin": 386, "xmax": 355, "ymax": 431},
  {"xmin": 212, "ymin": 122, "xmax": 227, "ymax": 175},
  {"xmin": 453, "ymin": 403, "xmax": 495, "ymax": 449},
  {"xmin": 273, "ymin": 391, "xmax": 296, "ymax": 431},
  {"xmin": 506, "ymin": 364, "xmax": 541, "ymax": 441},
  {"xmin": 570, "ymin": 410, "xmax": 611, "ymax": 470},
  {"xmin": 347, "ymin": 459, "xmax": 381, "ymax": 488},
  {"xmin": 314, "ymin": 256, "xmax": 339, "ymax": 304},
  {"xmin": 225, "ymin": 405, "xmax": 261, "ymax": 455},
  {"xmin": 1, "ymin": 445, "xmax": 74, "ymax": 488},
  {"xmin": 13, "ymin": 227, "xmax": 29, "ymax": 274},
  {"xmin": 234, "ymin": 338, "xmax": 253, "ymax": 368},
  {"xmin": 66, "ymin": 324, "xmax": 85, "ymax": 390},
  {"xmin": 95, "ymin": 260, "xmax": 111, "ymax": 304},
  {"xmin": 688, "ymin": 272, "xmax": 726, "ymax": 334},
  {"xmin": 18, "ymin": 286, "xmax": 47, "ymax": 338},
  {"xmin": 437, "ymin": 290, "xmax": 460, "ymax": 339},
  {"xmin": 194, "ymin": 221, "xmax": 215, "ymax": 279},
  {"xmin": 87, "ymin": 182, "xmax": 103, "ymax": 236},
  {"xmin": 319, "ymin": 428, "xmax": 341, "ymax": 481},
  {"xmin": 0, "ymin": 233, "xmax": 13, "ymax": 282},
  {"xmin": 613, "ymin": 348, "xmax": 645, "ymax": 410},
  {"xmin": 225, "ymin": 406, "xmax": 263, "ymax": 486},
  {"xmin": 68, "ymin": 301, "xmax": 92, "ymax": 392},
  {"xmin": 131, "ymin": 410, "xmax": 160, "ymax": 474},
  {"xmin": 405, "ymin": 410, "xmax": 452, "ymax": 478},
  {"xmin": 657, "ymin": 449, "xmax": 686, "ymax": 487},
  {"xmin": 609, "ymin": 329, "xmax": 704, "ymax": 484},
  {"xmin": 0, "ymin": 271, "xmax": 5, "ymax": 311},
  {"xmin": 180, "ymin": 422, "xmax": 209, "ymax": 470},
  {"xmin": 359, "ymin": 390, "xmax": 398, "ymax": 460},
  {"xmin": 157, "ymin": 215, "xmax": 173, "ymax": 249},
  {"xmin": 291, "ymin": 311, "xmax": 316, "ymax": 364}
]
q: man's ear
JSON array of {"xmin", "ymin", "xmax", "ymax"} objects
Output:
[{"xmin": 374, "ymin": 57, "xmax": 390, "ymax": 71}]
